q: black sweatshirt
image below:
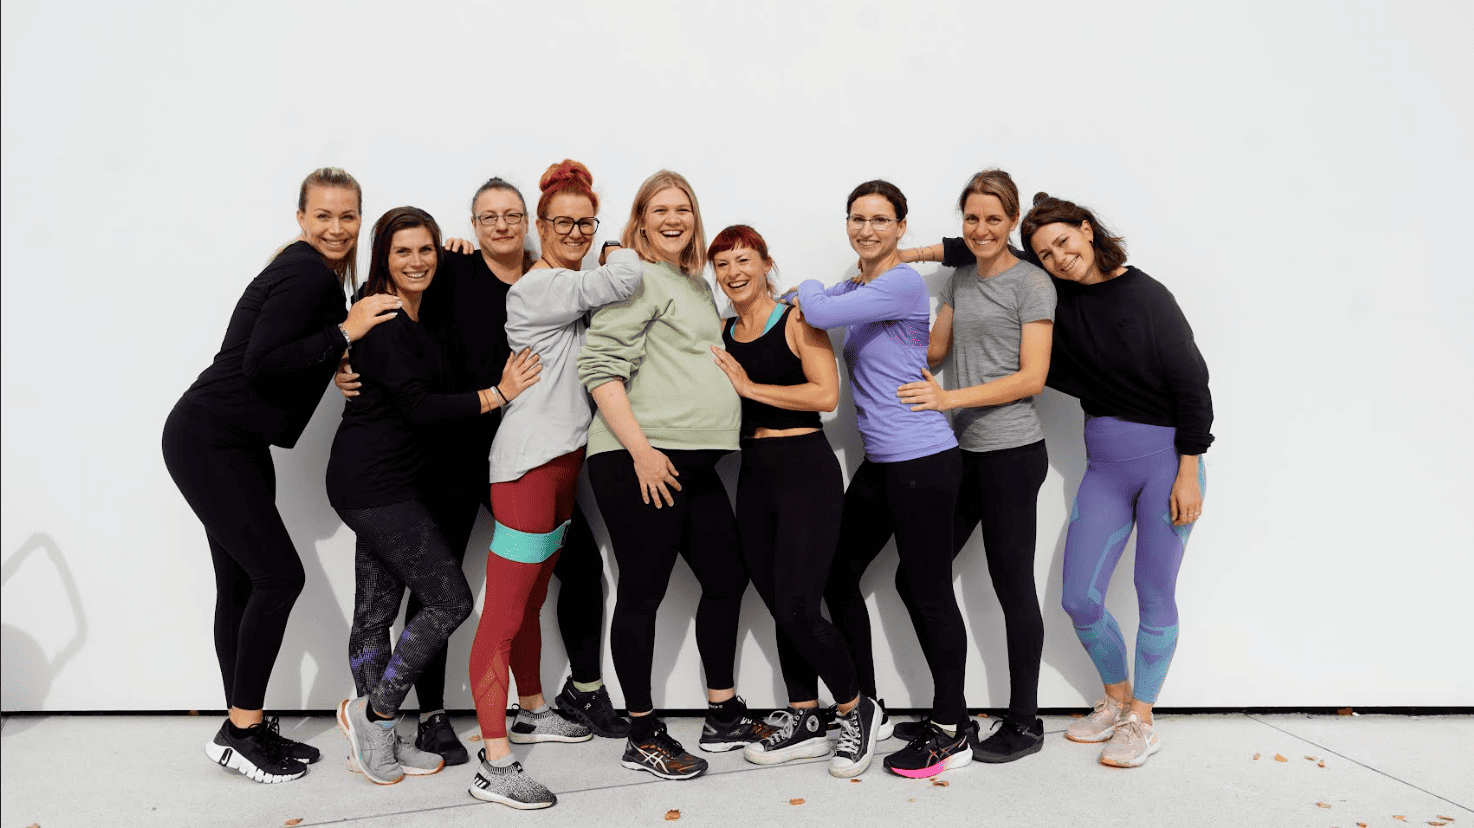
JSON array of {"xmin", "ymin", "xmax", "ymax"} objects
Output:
[
  {"xmin": 326, "ymin": 312, "xmax": 482, "ymax": 510},
  {"xmin": 942, "ymin": 239, "xmax": 1213, "ymax": 455},
  {"xmin": 180, "ymin": 241, "xmax": 349, "ymax": 448}
]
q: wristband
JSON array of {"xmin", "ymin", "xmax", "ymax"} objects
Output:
[
  {"xmin": 337, "ymin": 323, "xmax": 353, "ymax": 348},
  {"xmin": 492, "ymin": 385, "xmax": 507, "ymax": 406}
]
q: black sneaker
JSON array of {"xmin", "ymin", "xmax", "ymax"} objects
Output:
[
  {"xmin": 258, "ymin": 715, "xmax": 320, "ymax": 764},
  {"xmin": 621, "ymin": 719, "xmax": 708, "ymax": 780},
  {"xmin": 742, "ymin": 707, "xmax": 831, "ymax": 765},
  {"xmin": 416, "ymin": 712, "xmax": 470, "ymax": 765},
  {"xmin": 204, "ymin": 720, "xmax": 307, "ymax": 784},
  {"xmin": 882, "ymin": 721, "xmax": 973, "ymax": 779},
  {"xmin": 891, "ymin": 718, "xmax": 928, "ymax": 743},
  {"xmin": 829, "ymin": 696, "xmax": 880, "ymax": 778},
  {"xmin": 698, "ymin": 697, "xmax": 777, "ymax": 752},
  {"xmin": 972, "ymin": 717, "xmax": 1044, "ymax": 763},
  {"xmin": 554, "ymin": 679, "xmax": 631, "ymax": 738}
]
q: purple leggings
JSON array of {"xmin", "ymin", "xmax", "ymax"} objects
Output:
[{"xmin": 1060, "ymin": 417, "xmax": 1204, "ymax": 704}]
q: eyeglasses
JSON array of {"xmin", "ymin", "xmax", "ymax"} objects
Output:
[
  {"xmin": 475, "ymin": 211, "xmax": 526, "ymax": 227},
  {"xmin": 542, "ymin": 216, "xmax": 600, "ymax": 235},
  {"xmin": 847, "ymin": 215, "xmax": 898, "ymax": 231}
]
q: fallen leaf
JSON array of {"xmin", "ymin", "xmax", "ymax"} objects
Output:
[
  {"xmin": 787, "ymin": 798, "xmax": 805, "ymax": 806},
  {"xmin": 1253, "ymin": 752, "xmax": 1261, "ymax": 760},
  {"xmin": 1318, "ymin": 760, "xmax": 1326, "ymax": 768},
  {"xmin": 1395, "ymin": 817, "xmax": 1407, "ymax": 822},
  {"xmin": 285, "ymin": 821, "xmax": 303, "ymax": 827},
  {"xmin": 907, "ymin": 798, "xmax": 916, "ymax": 803},
  {"xmin": 932, "ymin": 780, "xmax": 949, "ymax": 787},
  {"xmin": 1318, "ymin": 802, "xmax": 1332, "ymax": 809},
  {"xmin": 1337, "ymin": 707, "xmax": 1354, "ymax": 716},
  {"xmin": 1358, "ymin": 823, "xmax": 1369, "ymax": 827},
  {"xmin": 1274, "ymin": 754, "xmax": 1289, "ymax": 762},
  {"xmin": 187, "ymin": 710, "xmax": 200, "ymax": 716},
  {"xmin": 1069, "ymin": 713, "xmax": 1084, "ymax": 719},
  {"xmin": 1437, "ymin": 818, "xmax": 1455, "ymax": 822},
  {"xmin": 665, "ymin": 810, "xmax": 681, "ymax": 821},
  {"xmin": 976, "ymin": 712, "xmax": 989, "ymax": 719},
  {"xmin": 849, "ymin": 779, "xmax": 861, "ymax": 784},
  {"xmin": 1430, "ymin": 822, "xmax": 1449, "ymax": 826},
  {"xmin": 468, "ymin": 734, "xmax": 482, "ymax": 741},
  {"xmin": 1305, "ymin": 755, "xmax": 1317, "ymax": 761}
]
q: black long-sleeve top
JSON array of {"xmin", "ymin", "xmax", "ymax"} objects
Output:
[
  {"xmin": 942, "ymin": 239, "xmax": 1213, "ymax": 455},
  {"xmin": 326, "ymin": 312, "xmax": 482, "ymax": 510},
  {"xmin": 179, "ymin": 241, "xmax": 349, "ymax": 448}
]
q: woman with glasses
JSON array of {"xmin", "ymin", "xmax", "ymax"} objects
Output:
[
  {"xmin": 163, "ymin": 167, "xmax": 401, "ymax": 784},
  {"xmin": 1020, "ymin": 192, "xmax": 1212, "ymax": 768},
  {"xmin": 328, "ymin": 206, "xmax": 541, "ymax": 786},
  {"xmin": 465, "ymin": 160, "xmax": 643, "ymax": 810},
  {"xmin": 796, "ymin": 180, "xmax": 971, "ymax": 779},
  {"xmin": 578, "ymin": 170, "xmax": 770, "ymax": 781}
]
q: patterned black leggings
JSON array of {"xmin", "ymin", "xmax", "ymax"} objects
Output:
[{"xmin": 337, "ymin": 499, "xmax": 473, "ymax": 717}]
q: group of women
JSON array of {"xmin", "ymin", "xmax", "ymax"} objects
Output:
[{"xmin": 162, "ymin": 160, "xmax": 1213, "ymax": 809}]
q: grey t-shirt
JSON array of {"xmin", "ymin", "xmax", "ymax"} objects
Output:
[{"xmin": 938, "ymin": 259, "xmax": 1056, "ymax": 452}]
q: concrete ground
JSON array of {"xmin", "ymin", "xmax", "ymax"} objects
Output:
[{"xmin": 2, "ymin": 712, "xmax": 1471, "ymax": 827}]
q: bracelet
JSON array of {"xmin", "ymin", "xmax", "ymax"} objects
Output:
[
  {"xmin": 491, "ymin": 385, "xmax": 507, "ymax": 407},
  {"xmin": 337, "ymin": 323, "xmax": 353, "ymax": 348}
]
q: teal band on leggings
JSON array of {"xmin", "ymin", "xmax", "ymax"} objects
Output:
[{"xmin": 489, "ymin": 519, "xmax": 569, "ymax": 564}]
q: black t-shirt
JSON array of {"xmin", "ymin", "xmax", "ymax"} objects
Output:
[
  {"xmin": 326, "ymin": 313, "xmax": 481, "ymax": 510},
  {"xmin": 180, "ymin": 241, "xmax": 349, "ymax": 448}
]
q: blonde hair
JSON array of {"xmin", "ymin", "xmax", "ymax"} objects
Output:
[
  {"xmin": 620, "ymin": 170, "xmax": 707, "ymax": 276},
  {"xmin": 297, "ymin": 166, "xmax": 362, "ymax": 288}
]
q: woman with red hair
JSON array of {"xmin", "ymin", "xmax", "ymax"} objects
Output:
[{"xmin": 465, "ymin": 160, "xmax": 645, "ymax": 809}]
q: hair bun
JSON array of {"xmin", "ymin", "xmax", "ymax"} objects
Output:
[
  {"xmin": 540, "ymin": 159, "xmax": 593, "ymax": 193},
  {"xmin": 1032, "ymin": 191, "xmax": 1051, "ymax": 206}
]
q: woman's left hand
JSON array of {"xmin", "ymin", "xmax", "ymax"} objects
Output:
[
  {"xmin": 444, "ymin": 237, "xmax": 475, "ymax": 255},
  {"xmin": 897, "ymin": 369, "xmax": 952, "ymax": 411},
  {"xmin": 1170, "ymin": 458, "xmax": 1204, "ymax": 525},
  {"xmin": 710, "ymin": 345, "xmax": 754, "ymax": 397}
]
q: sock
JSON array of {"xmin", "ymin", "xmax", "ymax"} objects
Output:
[
  {"xmin": 931, "ymin": 721, "xmax": 957, "ymax": 737},
  {"xmin": 487, "ymin": 752, "xmax": 517, "ymax": 769},
  {"xmin": 572, "ymin": 679, "xmax": 603, "ymax": 694},
  {"xmin": 529, "ymin": 703, "xmax": 551, "ymax": 715},
  {"xmin": 420, "ymin": 709, "xmax": 446, "ymax": 723},
  {"xmin": 629, "ymin": 714, "xmax": 657, "ymax": 741},
  {"xmin": 227, "ymin": 721, "xmax": 261, "ymax": 739},
  {"xmin": 707, "ymin": 697, "xmax": 744, "ymax": 721}
]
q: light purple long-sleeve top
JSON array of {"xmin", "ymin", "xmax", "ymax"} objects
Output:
[{"xmin": 797, "ymin": 264, "xmax": 957, "ymax": 463}]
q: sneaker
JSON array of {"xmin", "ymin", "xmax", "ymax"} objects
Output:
[
  {"xmin": 875, "ymin": 698, "xmax": 894, "ymax": 741},
  {"xmin": 337, "ymin": 697, "xmax": 403, "ymax": 785},
  {"xmin": 204, "ymin": 720, "xmax": 306, "ymax": 784},
  {"xmin": 554, "ymin": 679, "xmax": 631, "ymax": 738},
  {"xmin": 347, "ymin": 735, "xmax": 445, "ymax": 776},
  {"xmin": 621, "ymin": 719, "xmax": 709, "ymax": 780},
  {"xmin": 890, "ymin": 718, "xmax": 928, "ymax": 743},
  {"xmin": 699, "ymin": 697, "xmax": 776, "ymax": 752},
  {"xmin": 416, "ymin": 712, "xmax": 469, "ymax": 765},
  {"xmin": 469, "ymin": 749, "xmax": 557, "ymax": 810},
  {"xmin": 743, "ymin": 707, "xmax": 832, "ymax": 765},
  {"xmin": 882, "ymin": 721, "xmax": 973, "ymax": 779},
  {"xmin": 1098, "ymin": 713, "xmax": 1160, "ymax": 768},
  {"xmin": 259, "ymin": 715, "xmax": 320, "ymax": 764},
  {"xmin": 828, "ymin": 696, "xmax": 880, "ymax": 778},
  {"xmin": 1065, "ymin": 696, "xmax": 1128, "ymax": 743},
  {"xmin": 972, "ymin": 717, "xmax": 1044, "ymax": 763},
  {"xmin": 509, "ymin": 705, "xmax": 594, "ymax": 744}
]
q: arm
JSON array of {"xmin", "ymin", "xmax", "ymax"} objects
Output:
[
  {"xmin": 709, "ymin": 308, "xmax": 839, "ymax": 412},
  {"xmin": 363, "ymin": 327, "xmax": 540, "ymax": 425},
  {"xmin": 590, "ymin": 381, "xmax": 681, "ymax": 508},
  {"xmin": 506, "ymin": 249, "xmax": 643, "ymax": 335},
  {"xmin": 796, "ymin": 270, "xmax": 923, "ymax": 330},
  {"xmin": 927, "ymin": 303, "xmax": 955, "ymax": 367},
  {"xmin": 898, "ymin": 320, "xmax": 1053, "ymax": 412},
  {"xmin": 1150, "ymin": 287, "xmax": 1212, "ymax": 525},
  {"xmin": 899, "ymin": 242, "xmax": 947, "ymax": 265},
  {"xmin": 243, "ymin": 266, "xmax": 399, "ymax": 378}
]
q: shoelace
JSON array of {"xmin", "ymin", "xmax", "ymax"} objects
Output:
[
  {"xmin": 250, "ymin": 720, "xmax": 291, "ymax": 763},
  {"xmin": 1114, "ymin": 719, "xmax": 1148, "ymax": 742},
  {"xmin": 835, "ymin": 710, "xmax": 863, "ymax": 756},
  {"xmin": 761, "ymin": 709, "xmax": 798, "ymax": 747},
  {"xmin": 647, "ymin": 724, "xmax": 685, "ymax": 758}
]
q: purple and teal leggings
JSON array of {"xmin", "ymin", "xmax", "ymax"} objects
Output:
[{"xmin": 1061, "ymin": 416, "xmax": 1205, "ymax": 705}]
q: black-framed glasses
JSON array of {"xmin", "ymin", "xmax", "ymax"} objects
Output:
[
  {"xmin": 847, "ymin": 215, "xmax": 898, "ymax": 231},
  {"xmin": 475, "ymin": 211, "xmax": 526, "ymax": 227},
  {"xmin": 542, "ymin": 216, "xmax": 600, "ymax": 235}
]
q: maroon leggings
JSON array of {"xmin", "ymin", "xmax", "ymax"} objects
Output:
[{"xmin": 470, "ymin": 448, "xmax": 582, "ymax": 740}]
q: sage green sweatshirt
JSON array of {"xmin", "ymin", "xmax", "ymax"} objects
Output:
[{"xmin": 577, "ymin": 259, "xmax": 739, "ymax": 457}]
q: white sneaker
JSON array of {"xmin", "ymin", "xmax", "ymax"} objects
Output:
[
  {"xmin": 1065, "ymin": 696, "xmax": 1128, "ymax": 743},
  {"xmin": 1098, "ymin": 713, "xmax": 1161, "ymax": 767}
]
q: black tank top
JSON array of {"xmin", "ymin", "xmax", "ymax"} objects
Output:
[{"xmin": 722, "ymin": 305, "xmax": 822, "ymax": 436}]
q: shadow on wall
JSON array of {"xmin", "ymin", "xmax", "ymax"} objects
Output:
[{"xmin": 1, "ymin": 533, "xmax": 88, "ymax": 732}]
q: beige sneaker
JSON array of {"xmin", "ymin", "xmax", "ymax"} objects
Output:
[
  {"xmin": 1065, "ymin": 696, "xmax": 1128, "ymax": 743},
  {"xmin": 1098, "ymin": 713, "xmax": 1160, "ymax": 768}
]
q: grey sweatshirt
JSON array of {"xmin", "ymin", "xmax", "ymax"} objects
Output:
[{"xmin": 488, "ymin": 248, "xmax": 643, "ymax": 483}]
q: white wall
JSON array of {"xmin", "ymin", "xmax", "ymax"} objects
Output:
[{"xmin": 3, "ymin": 0, "xmax": 1471, "ymax": 712}]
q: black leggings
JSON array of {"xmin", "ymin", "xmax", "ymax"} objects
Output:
[
  {"xmin": 905, "ymin": 441, "xmax": 1047, "ymax": 725},
  {"xmin": 587, "ymin": 448, "xmax": 748, "ymax": 714},
  {"xmin": 162, "ymin": 398, "xmax": 305, "ymax": 711},
  {"xmin": 338, "ymin": 499, "xmax": 474, "ymax": 717},
  {"xmin": 824, "ymin": 448, "xmax": 967, "ymax": 724},
  {"xmin": 738, "ymin": 433, "xmax": 856, "ymax": 704},
  {"xmin": 409, "ymin": 470, "xmax": 607, "ymax": 711}
]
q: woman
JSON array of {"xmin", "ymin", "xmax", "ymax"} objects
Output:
[
  {"xmin": 1021, "ymin": 192, "xmax": 1212, "ymax": 768},
  {"xmin": 888, "ymin": 169, "xmax": 1055, "ymax": 763},
  {"xmin": 162, "ymin": 168, "xmax": 400, "ymax": 784},
  {"xmin": 466, "ymin": 160, "xmax": 643, "ymax": 809},
  {"xmin": 336, "ymin": 178, "xmax": 629, "ymax": 761},
  {"xmin": 327, "ymin": 207, "xmax": 540, "ymax": 786},
  {"xmin": 707, "ymin": 225, "xmax": 883, "ymax": 778},
  {"xmin": 797, "ymin": 180, "xmax": 971, "ymax": 779},
  {"xmin": 577, "ymin": 170, "xmax": 769, "ymax": 780}
]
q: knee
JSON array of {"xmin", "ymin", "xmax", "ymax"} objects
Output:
[
  {"xmin": 1060, "ymin": 588, "xmax": 1102, "ymax": 627},
  {"xmin": 255, "ymin": 561, "xmax": 305, "ymax": 605},
  {"xmin": 776, "ymin": 597, "xmax": 822, "ymax": 638}
]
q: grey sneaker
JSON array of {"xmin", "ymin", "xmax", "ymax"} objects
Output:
[
  {"xmin": 468, "ymin": 749, "xmax": 556, "ymax": 810},
  {"xmin": 337, "ymin": 697, "xmax": 403, "ymax": 785},
  {"xmin": 1098, "ymin": 713, "xmax": 1160, "ymax": 768},
  {"xmin": 348, "ymin": 735, "xmax": 444, "ymax": 776},
  {"xmin": 1065, "ymin": 696, "xmax": 1128, "ymax": 743},
  {"xmin": 508, "ymin": 705, "xmax": 594, "ymax": 744}
]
